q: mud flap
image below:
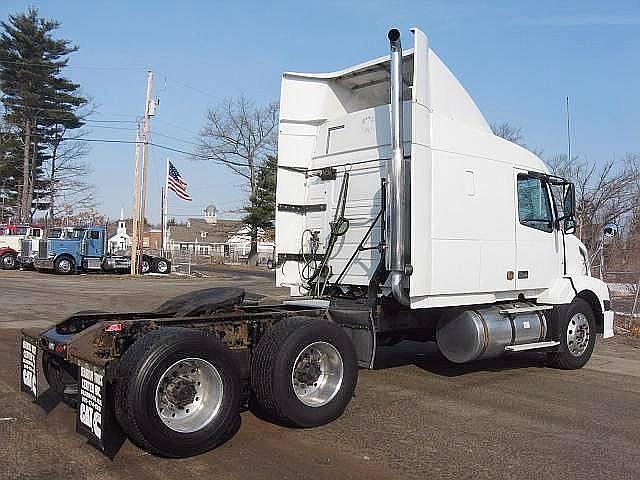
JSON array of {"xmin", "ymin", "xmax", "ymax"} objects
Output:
[
  {"xmin": 75, "ymin": 361, "xmax": 125, "ymax": 457},
  {"xmin": 20, "ymin": 336, "xmax": 39, "ymax": 399}
]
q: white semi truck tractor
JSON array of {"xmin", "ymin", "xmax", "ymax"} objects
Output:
[
  {"xmin": 19, "ymin": 28, "xmax": 613, "ymax": 458},
  {"xmin": 275, "ymin": 27, "xmax": 613, "ymax": 366}
]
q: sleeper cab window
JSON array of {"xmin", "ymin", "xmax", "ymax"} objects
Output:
[{"xmin": 517, "ymin": 174, "xmax": 553, "ymax": 233}]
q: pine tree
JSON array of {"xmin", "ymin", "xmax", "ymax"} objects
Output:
[
  {"xmin": 243, "ymin": 155, "xmax": 277, "ymax": 261},
  {"xmin": 0, "ymin": 7, "xmax": 86, "ymax": 222}
]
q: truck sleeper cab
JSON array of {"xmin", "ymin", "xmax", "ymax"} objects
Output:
[{"xmin": 19, "ymin": 27, "xmax": 613, "ymax": 459}]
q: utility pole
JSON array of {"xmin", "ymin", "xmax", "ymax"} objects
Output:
[
  {"xmin": 132, "ymin": 69, "xmax": 155, "ymax": 275},
  {"xmin": 130, "ymin": 123, "xmax": 142, "ymax": 275}
]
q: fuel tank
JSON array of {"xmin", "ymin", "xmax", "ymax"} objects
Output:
[{"xmin": 436, "ymin": 303, "xmax": 547, "ymax": 363}]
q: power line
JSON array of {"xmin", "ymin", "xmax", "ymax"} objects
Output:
[
  {"xmin": 154, "ymin": 118, "xmax": 202, "ymax": 137},
  {"xmin": 84, "ymin": 119, "xmax": 139, "ymax": 124},
  {"xmin": 0, "ymin": 58, "xmax": 146, "ymax": 71},
  {"xmin": 152, "ymin": 131, "xmax": 201, "ymax": 147},
  {"xmin": 56, "ymin": 136, "xmax": 248, "ymax": 168},
  {"xmin": 157, "ymin": 73, "xmax": 219, "ymax": 101}
]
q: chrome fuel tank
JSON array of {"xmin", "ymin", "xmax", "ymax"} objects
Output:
[{"xmin": 436, "ymin": 303, "xmax": 547, "ymax": 363}]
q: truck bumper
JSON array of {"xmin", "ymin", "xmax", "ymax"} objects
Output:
[
  {"xmin": 33, "ymin": 258, "xmax": 54, "ymax": 270},
  {"xmin": 18, "ymin": 255, "xmax": 35, "ymax": 268},
  {"xmin": 603, "ymin": 310, "xmax": 614, "ymax": 338},
  {"xmin": 102, "ymin": 257, "xmax": 130, "ymax": 272},
  {"xmin": 19, "ymin": 330, "xmax": 123, "ymax": 456}
]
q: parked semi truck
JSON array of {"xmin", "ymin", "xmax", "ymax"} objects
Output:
[
  {"xmin": 0, "ymin": 224, "xmax": 44, "ymax": 269},
  {"xmin": 20, "ymin": 28, "xmax": 613, "ymax": 458},
  {"xmin": 33, "ymin": 225, "xmax": 171, "ymax": 274}
]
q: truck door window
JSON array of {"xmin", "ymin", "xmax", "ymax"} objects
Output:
[
  {"xmin": 517, "ymin": 174, "xmax": 553, "ymax": 232},
  {"xmin": 90, "ymin": 230, "xmax": 100, "ymax": 240}
]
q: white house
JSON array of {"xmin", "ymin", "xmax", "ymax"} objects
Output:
[{"xmin": 108, "ymin": 209, "xmax": 131, "ymax": 253}]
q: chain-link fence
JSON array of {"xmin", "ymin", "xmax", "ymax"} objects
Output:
[
  {"xmin": 604, "ymin": 271, "xmax": 640, "ymax": 335},
  {"xmin": 165, "ymin": 250, "xmax": 275, "ymax": 275}
]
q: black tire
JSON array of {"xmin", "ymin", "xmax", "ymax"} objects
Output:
[
  {"xmin": 547, "ymin": 298, "xmax": 596, "ymax": 369},
  {"xmin": 141, "ymin": 257, "xmax": 151, "ymax": 274},
  {"xmin": 54, "ymin": 255, "xmax": 75, "ymax": 275},
  {"xmin": 113, "ymin": 327, "xmax": 241, "ymax": 457},
  {"xmin": 42, "ymin": 352, "xmax": 79, "ymax": 407},
  {"xmin": 251, "ymin": 317, "xmax": 358, "ymax": 428},
  {"xmin": 0, "ymin": 252, "xmax": 17, "ymax": 270},
  {"xmin": 152, "ymin": 257, "xmax": 171, "ymax": 274}
]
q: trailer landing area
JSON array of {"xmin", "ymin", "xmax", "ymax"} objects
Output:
[{"xmin": 1, "ymin": 269, "xmax": 639, "ymax": 479}]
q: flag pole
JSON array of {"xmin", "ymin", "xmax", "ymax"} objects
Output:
[{"xmin": 163, "ymin": 158, "xmax": 169, "ymax": 256}]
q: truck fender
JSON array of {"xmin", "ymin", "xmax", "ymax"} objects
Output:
[{"xmin": 537, "ymin": 275, "xmax": 613, "ymax": 338}]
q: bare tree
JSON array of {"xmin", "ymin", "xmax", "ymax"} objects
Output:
[
  {"xmin": 491, "ymin": 121, "xmax": 525, "ymax": 146},
  {"xmin": 491, "ymin": 121, "xmax": 545, "ymax": 157},
  {"xmin": 546, "ymin": 153, "xmax": 640, "ymax": 254},
  {"xmin": 45, "ymin": 99, "xmax": 96, "ymax": 222},
  {"xmin": 199, "ymin": 96, "xmax": 278, "ymax": 263},
  {"xmin": 42, "ymin": 134, "xmax": 96, "ymax": 221}
]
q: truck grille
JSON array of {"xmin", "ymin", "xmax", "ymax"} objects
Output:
[
  {"xmin": 21, "ymin": 239, "xmax": 32, "ymax": 256},
  {"xmin": 38, "ymin": 239, "xmax": 48, "ymax": 259}
]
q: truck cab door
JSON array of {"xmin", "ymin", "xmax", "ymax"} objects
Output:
[
  {"xmin": 85, "ymin": 230, "xmax": 104, "ymax": 257},
  {"xmin": 514, "ymin": 170, "xmax": 562, "ymax": 291}
]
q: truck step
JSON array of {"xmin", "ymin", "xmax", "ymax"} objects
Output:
[
  {"xmin": 499, "ymin": 305, "xmax": 554, "ymax": 315},
  {"xmin": 505, "ymin": 341, "xmax": 560, "ymax": 352}
]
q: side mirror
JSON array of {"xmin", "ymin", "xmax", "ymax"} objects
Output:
[
  {"xmin": 603, "ymin": 223, "xmax": 618, "ymax": 238},
  {"xmin": 563, "ymin": 183, "xmax": 575, "ymax": 218},
  {"xmin": 561, "ymin": 183, "xmax": 576, "ymax": 233},
  {"xmin": 564, "ymin": 217, "xmax": 576, "ymax": 234}
]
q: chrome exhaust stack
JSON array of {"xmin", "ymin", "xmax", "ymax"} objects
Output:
[{"xmin": 386, "ymin": 28, "xmax": 410, "ymax": 306}]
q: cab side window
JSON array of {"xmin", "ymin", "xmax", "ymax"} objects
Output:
[
  {"xmin": 90, "ymin": 230, "xmax": 100, "ymax": 240},
  {"xmin": 517, "ymin": 174, "xmax": 553, "ymax": 233}
]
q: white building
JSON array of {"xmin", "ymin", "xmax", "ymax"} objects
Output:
[{"xmin": 108, "ymin": 209, "xmax": 131, "ymax": 253}]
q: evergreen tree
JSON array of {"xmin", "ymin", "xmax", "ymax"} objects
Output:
[
  {"xmin": 243, "ymin": 155, "xmax": 277, "ymax": 256},
  {"xmin": 0, "ymin": 7, "xmax": 86, "ymax": 222}
]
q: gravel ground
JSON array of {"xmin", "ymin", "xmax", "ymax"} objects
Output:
[{"xmin": 1, "ymin": 267, "xmax": 639, "ymax": 480}]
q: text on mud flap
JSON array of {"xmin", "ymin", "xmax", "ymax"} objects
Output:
[
  {"xmin": 21, "ymin": 340, "xmax": 37, "ymax": 396},
  {"xmin": 79, "ymin": 366, "xmax": 103, "ymax": 440}
]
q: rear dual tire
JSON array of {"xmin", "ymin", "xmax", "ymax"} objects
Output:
[
  {"xmin": 153, "ymin": 258, "xmax": 171, "ymax": 274},
  {"xmin": 251, "ymin": 317, "xmax": 358, "ymax": 427},
  {"xmin": 113, "ymin": 328, "xmax": 240, "ymax": 458}
]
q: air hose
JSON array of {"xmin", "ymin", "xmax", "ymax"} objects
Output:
[{"xmin": 301, "ymin": 172, "xmax": 350, "ymax": 296}]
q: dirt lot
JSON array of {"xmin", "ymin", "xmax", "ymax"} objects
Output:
[{"xmin": 1, "ymin": 268, "xmax": 639, "ymax": 480}]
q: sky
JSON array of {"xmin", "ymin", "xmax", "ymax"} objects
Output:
[{"xmin": 3, "ymin": 0, "xmax": 639, "ymax": 224}]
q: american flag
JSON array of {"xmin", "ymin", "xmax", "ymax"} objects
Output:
[{"xmin": 167, "ymin": 161, "xmax": 192, "ymax": 201}]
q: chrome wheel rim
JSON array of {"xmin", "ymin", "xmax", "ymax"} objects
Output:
[
  {"xmin": 567, "ymin": 312, "xmax": 590, "ymax": 357},
  {"xmin": 3, "ymin": 256, "xmax": 15, "ymax": 268},
  {"xmin": 58, "ymin": 259, "xmax": 71, "ymax": 273},
  {"xmin": 142, "ymin": 260, "xmax": 150, "ymax": 273},
  {"xmin": 155, "ymin": 358, "xmax": 223, "ymax": 433},
  {"xmin": 291, "ymin": 341, "xmax": 343, "ymax": 407},
  {"xmin": 157, "ymin": 260, "xmax": 168, "ymax": 273}
]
